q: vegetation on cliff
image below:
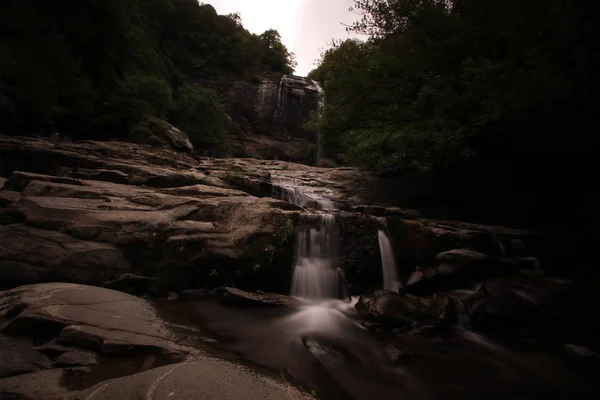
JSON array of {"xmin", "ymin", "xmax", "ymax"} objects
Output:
[
  {"xmin": 308, "ymin": 0, "xmax": 598, "ymax": 232},
  {"xmin": 0, "ymin": 0, "xmax": 295, "ymax": 153}
]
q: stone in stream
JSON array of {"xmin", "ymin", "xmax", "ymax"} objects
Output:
[{"xmin": 406, "ymin": 248, "xmax": 535, "ymax": 295}]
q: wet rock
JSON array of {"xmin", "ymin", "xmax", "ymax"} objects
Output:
[
  {"xmin": 215, "ymin": 287, "xmax": 302, "ymax": 309},
  {"xmin": 0, "ymin": 335, "xmax": 51, "ymax": 378},
  {"xmin": 356, "ymin": 290, "xmax": 452, "ymax": 327},
  {"xmin": 564, "ymin": 344, "xmax": 597, "ymax": 359},
  {"xmin": 465, "ymin": 272, "xmax": 573, "ymax": 331},
  {"xmin": 351, "ymin": 205, "xmax": 420, "ymax": 220},
  {"xmin": 0, "ymin": 224, "xmax": 130, "ymax": 285},
  {"xmin": 178, "ymin": 289, "xmax": 212, "ymax": 301},
  {"xmin": 103, "ymin": 273, "xmax": 155, "ymax": 295},
  {"xmin": 383, "ymin": 343, "xmax": 411, "ymax": 366},
  {"xmin": 407, "ymin": 249, "xmax": 512, "ymax": 295},
  {"xmin": 0, "ymin": 368, "xmax": 69, "ymax": 399},
  {"xmin": 0, "ymin": 283, "xmax": 197, "ymax": 358},
  {"xmin": 69, "ymin": 357, "xmax": 314, "ymax": 400},
  {"xmin": 53, "ymin": 350, "xmax": 98, "ymax": 367}
]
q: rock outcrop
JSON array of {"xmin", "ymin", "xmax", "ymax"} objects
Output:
[
  {"xmin": 0, "ymin": 135, "xmax": 550, "ymax": 294},
  {"xmin": 218, "ymin": 74, "xmax": 323, "ymax": 162},
  {"xmin": 0, "ymin": 283, "xmax": 312, "ymax": 400}
]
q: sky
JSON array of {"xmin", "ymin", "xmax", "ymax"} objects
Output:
[{"xmin": 207, "ymin": 0, "xmax": 360, "ymax": 76}]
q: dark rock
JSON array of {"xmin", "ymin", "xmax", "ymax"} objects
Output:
[
  {"xmin": 0, "ymin": 368, "xmax": 69, "ymax": 399},
  {"xmin": 73, "ymin": 168, "xmax": 129, "ymax": 184},
  {"xmin": 1, "ymin": 284, "xmax": 198, "ymax": 358},
  {"xmin": 0, "ymin": 177, "xmax": 5, "ymax": 188},
  {"xmin": 0, "ymin": 224, "xmax": 130, "ymax": 286},
  {"xmin": 53, "ymin": 350, "xmax": 98, "ymax": 367},
  {"xmin": 4, "ymin": 171, "xmax": 84, "ymax": 191},
  {"xmin": 162, "ymin": 125, "xmax": 194, "ymax": 153},
  {"xmin": 356, "ymin": 290, "xmax": 452, "ymax": 327},
  {"xmin": 103, "ymin": 273, "xmax": 155, "ymax": 295},
  {"xmin": 407, "ymin": 249, "xmax": 516, "ymax": 295},
  {"xmin": 215, "ymin": 287, "xmax": 302, "ymax": 309},
  {"xmin": 464, "ymin": 272, "xmax": 573, "ymax": 331},
  {"xmin": 351, "ymin": 205, "xmax": 420, "ymax": 220},
  {"xmin": 178, "ymin": 289, "xmax": 213, "ymax": 301},
  {"xmin": 0, "ymin": 335, "xmax": 51, "ymax": 378}
]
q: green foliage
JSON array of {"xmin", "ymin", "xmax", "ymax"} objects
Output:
[
  {"xmin": 170, "ymin": 83, "xmax": 228, "ymax": 154},
  {"xmin": 0, "ymin": 0, "xmax": 296, "ymax": 151},
  {"xmin": 309, "ymin": 0, "xmax": 599, "ymax": 174}
]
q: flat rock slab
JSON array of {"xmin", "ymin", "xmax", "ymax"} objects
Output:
[
  {"xmin": 69, "ymin": 358, "xmax": 313, "ymax": 400},
  {"xmin": 216, "ymin": 287, "xmax": 303, "ymax": 308},
  {"xmin": 0, "ymin": 283, "xmax": 194, "ymax": 357}
]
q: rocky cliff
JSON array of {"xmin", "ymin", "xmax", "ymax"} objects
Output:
[{"xmin": 209, "ymin": 74, "xmax": 323, "ymax": 162}]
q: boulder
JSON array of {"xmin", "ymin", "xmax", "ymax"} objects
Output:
[
  {"xmin": 53, "ymin": 349, "xmax": 98, "ymax": 367},
  {"xmin": 162, "ymin": 125, "xmax": 194, "ymax": 153},
  {"xmin": 407, "ymin": 249, "xmax": 517, "ymax": 295},
  {"xmin": 0, "ymin": 283, "xmax": 197, "ymax": 357},
  {"xmin": 214, "ymin": 287, "xmax": 302, "ymax": 308},
  {"xmin": 356, "ymin": 290, "xmax": 452, "ymax": 327},
  {"xmin": 0, "ymin": 335, "xmax": 51, "ymax": 378},
  {"xmin": 0, "ymin": 224, "xmax": 130, "ymax": 285}
]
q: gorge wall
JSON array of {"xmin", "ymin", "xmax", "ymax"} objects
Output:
[{"xmin": 207, "ymin": 74, "xmax": 323, "ymax": 163}]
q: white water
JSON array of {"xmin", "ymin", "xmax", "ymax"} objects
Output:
[
  {"xmin": 377, "ymin": 230, "xmax": 402, "ymax": 292},
  {"xmin": 272, "ymin": 181, "xmax": 345, "ymax": 299},
  {"xmin": 291, "ymin": 213, "xmax": 346, "ymax": 299},
  {"xmin": 272, "ymin": 184, "xmax": 335, "ymax": 210}
]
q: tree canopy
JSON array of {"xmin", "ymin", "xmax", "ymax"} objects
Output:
[
  {"xmin": 0, "ymin": 0, "xmax": 296, "ymax": 152},
  {"xmin": 308, "ymin": 0, "xmax": 599, "ymax": 230}
]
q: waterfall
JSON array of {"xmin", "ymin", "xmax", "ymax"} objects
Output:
[
  {"xmin": 272, "ymin": 182, "xmax": 346, "ymax": 299},
  {"xmin": 312, "ymin": 80, "xmax": 325, "ymax": 167},
  {"xmin": 274, "ymin": 75, "xmax": 291, "ymax": 124},
  {"xmin": 377, "ymin": 229, "xmax": 402, "ymax": 293},
  {"xmin": 272, "ymin": 184, "xmax": 335, "ymax": 210},
  {"xmin": 291, "ymin": 213, "xmax": 345, "ymax": 299}
]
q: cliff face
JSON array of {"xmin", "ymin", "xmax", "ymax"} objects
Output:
[{"xmin": 220, "ymin": 74, "xmax": 323, "ymax": 163}]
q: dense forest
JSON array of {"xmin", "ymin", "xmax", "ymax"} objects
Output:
[
  {"xmin": 308, "ymin": 0, "xmax": 598, "ymax": 241},
  {"xmin": 0, "ymin": 0, "xmax": 295, "ymax": 152}
]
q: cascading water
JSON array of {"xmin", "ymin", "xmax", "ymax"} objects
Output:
[
  {"xmin": 272, "ymin": 181, "xmax": 346, "ymax": 299},
  {"xmin": 291, "ymin": 213, "xmax": 346, "ymax": 299},
  {"xmin": 312, "ymin": 79, "xmax": 326, "ymax": 167},
  {"xmin": 272, "ymin": 183, "xmax": 335, "ymax": 210},
  {"xmin": 372, "ymin": 217, "xmax": 402, "ymax": 292},
  {"xmin": 377, "ymin": 230, "xmax": 402, "ymax": 292},
  {"xmin": 273, "ymin": 75, "xmax": 290, "ymax": 123}
]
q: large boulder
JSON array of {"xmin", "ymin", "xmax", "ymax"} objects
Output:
[{"xmin": 406, "ymin": 249, "xmax": 535, "ymax": 295}]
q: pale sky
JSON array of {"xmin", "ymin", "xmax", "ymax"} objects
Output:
[{"xmin": 207, "ymin": 0, "xmax": 360, "ymax": 76}]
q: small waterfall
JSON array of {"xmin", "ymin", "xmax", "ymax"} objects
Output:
[
  {"xmin": 377, "ymin": 229, "xmax": 402, "ymax": 293},
  {"xmin": 291, "ymin": 213, "xmax": 345, "ymax": 299},
  {"xmin": 312, "ymin": 80, "xmax": 325, "ymax": 167},
  {"xmin": 274, "ymin": 75, "xmax": 290, "ymax": 123},
  {"xmin": 272, "ymin": 184, "xmax": 335, "ymax": 210},
  {"xmin": 272, "ymin": 182, "xmax": 346, "ymax": 299}
]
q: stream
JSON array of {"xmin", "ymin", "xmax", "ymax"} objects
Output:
[{"xmin": 152, "ymin": 179, "xmax": 599, "ymax": 400}]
